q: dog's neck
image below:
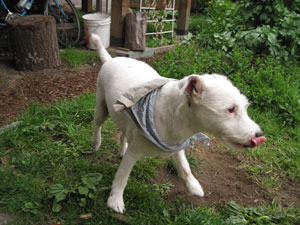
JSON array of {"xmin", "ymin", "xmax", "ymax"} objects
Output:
[{"xmin": 154, "ymin": 81, "xmax": 200, "ymax": 145}]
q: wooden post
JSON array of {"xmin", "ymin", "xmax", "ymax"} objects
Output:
[
  {"xmin": 96, "ymin": 0, "xmax": 102, "ymax": 11},
  {"xmin": 110, "ymin": 0, "xmax": 130, "ymax": 47},
  {"xmin": 9, "ymin": 15, "xmax": 61, "ymax": 71},
  {"xmin": 82, "ymin": 0, "xmax": 93, "ymax": 13},
  {"xmin": 177, "ymin": 0, "xmax": 191, "ymax": 35}
]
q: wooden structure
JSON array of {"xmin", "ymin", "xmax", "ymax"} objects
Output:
[
  {"xmin": 8, "ymin": 15, "xmax": 61, "ymax": 71},
  {"xmin": 82, "ymin": 0, "xmax": 93, "ymax": 12},
  {"xmin": 177, "ymin": 0, "xmax": 191, "ymax": 35},
  {"xmin": 82, "ymin": 0, "xmax": 191, "ymax": 47}
]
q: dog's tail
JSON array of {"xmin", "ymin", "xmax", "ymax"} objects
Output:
[{"xmin": 91, "ymin": 34, "xmax": 112, "ymax": 63}]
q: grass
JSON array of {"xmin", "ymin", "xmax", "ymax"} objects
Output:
[
  {"xmin": 60, "ymin": 47, "xmax": 99, "ymax": 67},
  {"xmin": 0, "ymin": 93, "xmax": 299, "ymax": 224},
  {"xmin": 0, "ymin": 94, "xmax": 163, "ymax": 223},
  {"xmin": 243, "ymin": 108, "xmax": 300, "ymax": 182},
  {"xmin": 146, "ymin": 36, "xmax": 176, "ymax": 48}
]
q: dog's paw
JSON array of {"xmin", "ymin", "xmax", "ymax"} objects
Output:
[
  {"xmin": 186, "ymin": 177, "xmax": 204, "ymax": 197},
  {"xmin": 107, "ymin": 194, "xmax": 125, "ymax": 214},
  {"xmin": 91, "ymin": 137, "xmax": 101, "ymax": 152}
]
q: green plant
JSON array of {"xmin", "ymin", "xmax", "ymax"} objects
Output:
[
  {"xmin": 77, "ymin": 172, "xmax": 107, "ymax": 206},
  {"xmin": 191, "ymin": 0, "xmax": 212, "ymax": 13},
  {"xmin": 152, "ymin": 182, "xmax": 174, "ymax": 195},
  {"xmin": 48, "ymin": 183, "xmax": 70, "ymax": 212},
  {"xmin": 146, "ymin": 35, "xmax": 176, "ymax": 47},
  {"xmin": 48, "ymin": 172, "xmax": 107, "ymax": 212},
  {"xmin": 235, "ymin": 0, "xmax": 300, "ymax": 58},
  {"xmin": 193, "ymin": 0, "xmax": 242, "ymax": 51},
  {"xmin": 224, "ymin": 201, "xmax": 300, "ymax": 224},
  {"xmin": 190, "ymin": 0, "xmax": 300, "ymax": 59},
  {"xmin": 22, "ymin": 202, "xmax": 40, "ymax": 215}
]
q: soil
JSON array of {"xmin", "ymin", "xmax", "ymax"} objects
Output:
[
  {"xmin": 154, "ymin": 141, "xmax": 272, "ymax": 207},
  {"xmin": 0, "ymin": 59, "xmax": 100, "ymax": 125},
  {"xmin": 0, "ymin": 56, "xmax": 299, "ymax": 210}
]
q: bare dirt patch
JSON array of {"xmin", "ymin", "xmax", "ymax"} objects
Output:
[
  {"xmin": 1, "ymin": 57, "xmax": 299, "ymax": 209},
  {"xmin": 154, "ymin": 139, "xmax": 272, "ymax": 207},
  {"xmin": 0, "ymin": 59, "xmax": 100, "ymax": 126},
  {"xmin": 154, "ymin": 143, "xmax": 300, "ymax": 209}
]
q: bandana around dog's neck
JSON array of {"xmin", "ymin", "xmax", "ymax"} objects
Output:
[{"xmin": 113, "ymin": 78, "xmax": 210, "ymax": 152}]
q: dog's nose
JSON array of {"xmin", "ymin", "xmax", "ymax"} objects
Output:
[{"xmin": 255, "ymin": 131, "xmax": 263, "ymax": 137}]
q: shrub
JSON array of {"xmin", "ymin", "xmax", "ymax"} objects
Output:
[
  {"xmin": 190, "ymin": 0, "xmax": 300, "ymax": 59},
  {"xmin": 236, "ymin": 0, "xmax": 300, "ymax": 58},
  {"xmin": 191, "ymin": 0, "xmax": 212, "ymax": 13}
]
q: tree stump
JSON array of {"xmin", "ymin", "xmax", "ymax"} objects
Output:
[
  {"xmin": 8, "ymin": 15, "xmax": 61, "ymax": 71},
  {"xmin": 125, "ymin": 12, "xmax": 147, "ymax": 51}
]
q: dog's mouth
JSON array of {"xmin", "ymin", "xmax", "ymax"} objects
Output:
[{"xmin": 230, "ymin": 136, "xmax": 267, "ymax": 148}]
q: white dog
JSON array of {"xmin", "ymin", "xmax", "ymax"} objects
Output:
[{"xmin": 90, "ymin": 34, "xmax": 266, "ymax": 214}]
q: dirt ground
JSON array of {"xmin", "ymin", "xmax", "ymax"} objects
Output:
[{"xmin": 0, "ymin": 56, "xmax": 299, "ymax": 209}]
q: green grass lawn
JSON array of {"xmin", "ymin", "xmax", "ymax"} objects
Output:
[
  {"xmin": 0, "ymin": 94, "xmax": 223, "ymax": 224},
  {"xmin": 60, "ymin": 47, "xmax": 99, "ymax": 67},
  {"xmin": 0, "ymin": 91, "xmax": 299, "ymax": 224}
]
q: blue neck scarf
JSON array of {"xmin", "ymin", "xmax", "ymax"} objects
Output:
[{"xmin": 125, "ymin": 86, "xmax": 210, "ymax": 152}]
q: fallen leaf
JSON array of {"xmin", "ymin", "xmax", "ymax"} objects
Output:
[
  {"xmin": 80, "ymin": 213, "xmax": 93, "ymax": 219},
  {"xmin": 0, "ymin": 158, "xmax": 6, "ymax": 165}
]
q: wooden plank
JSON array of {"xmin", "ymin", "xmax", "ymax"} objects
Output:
[
  {"xmin": 82, "ymin": 0, "xmax": 93, "ymax": 13},
  {"xmin": 177, "ymin": 0, "xmax": 191, "ymax": 35},
  {"xmin": 110, "ymin": 0, "xmax": 131, "ymax": 46},
  {"xmin": 96, "ymin": 0, "xmax": 102, "ymax": 11}
]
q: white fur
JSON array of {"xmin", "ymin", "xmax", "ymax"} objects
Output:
[{"xmin": 90, "ymin": 34, "xmax": 263, "ymax": 213}]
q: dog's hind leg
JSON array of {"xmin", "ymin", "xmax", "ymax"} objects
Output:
[
  {"xmin": 107, "ymin": 148, "xmax": 141, "ymax": 213},
  {"xmin": 92, "ymin": 88, "xmax": 108, "ymax": 152},
  {"xmin": 172, "ymin": 150, "xmax": 204, "ymax": 197}
]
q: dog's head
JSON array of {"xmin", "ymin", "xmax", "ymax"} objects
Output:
[{"xmin": 179, "ymin": 74, "xmax": 266, "ymax": 148}]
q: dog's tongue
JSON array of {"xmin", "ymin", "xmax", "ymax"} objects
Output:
[{"xmin": 251, "ymin": 136, "xmax": 266, "ymax": 147}]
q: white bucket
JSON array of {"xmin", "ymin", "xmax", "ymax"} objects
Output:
[{"xmin": 83, "ymin": 13, "xmax": 111, "ymax": 49}]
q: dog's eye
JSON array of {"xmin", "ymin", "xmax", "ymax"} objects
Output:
[{"xmin": 228, "ymin": 106, "xmax": 235, "ymax": 114}]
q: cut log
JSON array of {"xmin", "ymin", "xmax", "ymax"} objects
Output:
[
  {"xmin": 8, "ymin": 15, "xmax": 61, "ymax": 71},
  {"xmin": 125, "ymin": 12, "xmax": 147, "ymax": 51}
]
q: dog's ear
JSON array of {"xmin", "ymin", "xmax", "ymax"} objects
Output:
[{"xmin": 179, "ymin": 75, "xmax": 205, "ymax": 100}]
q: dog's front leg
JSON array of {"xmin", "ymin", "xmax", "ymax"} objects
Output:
[
  {"xmin": 107, "ymin": 148, "xmax": 141, "ymax": 213},
  {"xmin": 172, "ymin": 150, "xmax": 204, "ymax": 197},
  {"xmin": 119, "ymin": 132, "xmax": 128, "ymax": 157}
]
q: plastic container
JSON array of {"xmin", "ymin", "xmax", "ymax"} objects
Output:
[{"xmin": 82, "ymin": 13, "xmax": 111, "ymax": 49}]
